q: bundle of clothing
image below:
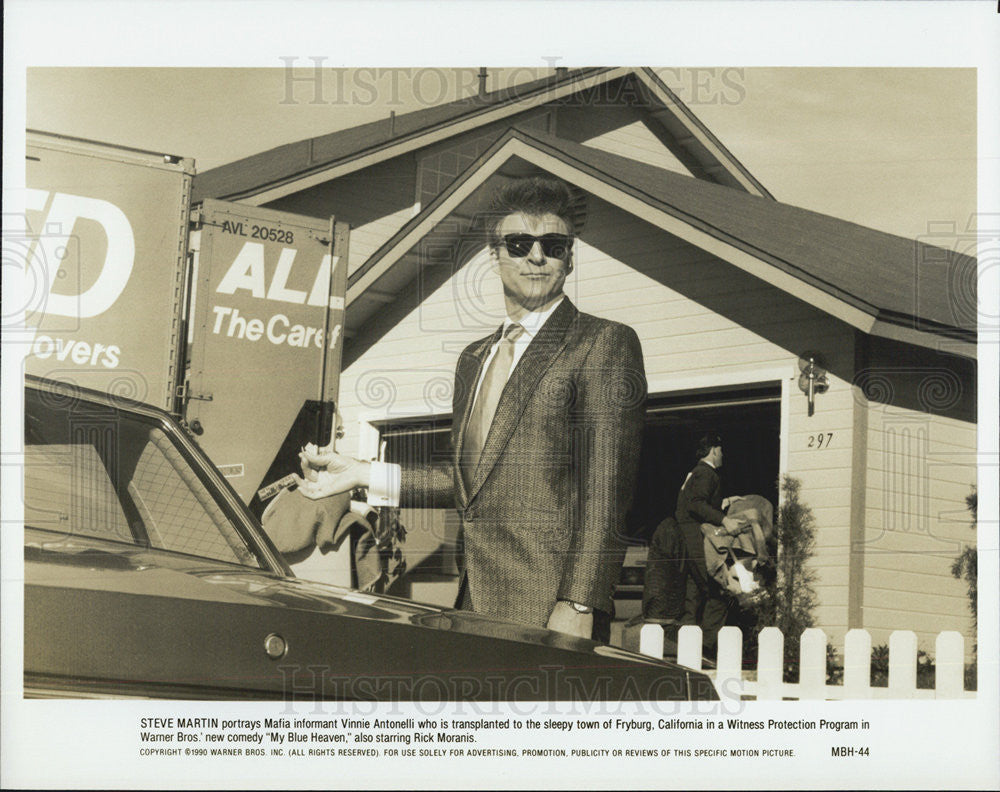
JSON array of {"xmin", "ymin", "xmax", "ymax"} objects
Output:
[
  {"xmin": 261, "ymin": 488, "xmax": 405, "ymax": 592},
  {"xmin": 701, "ymin": 494, "xmax": 773, "ymax": 601}
]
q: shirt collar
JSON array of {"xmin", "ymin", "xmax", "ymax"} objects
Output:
[
  {"xmin": 702, "ymin": 459, "xmax": 717, "ymax": 469},
  {"xmin": 504, "ymin": 295, "xmax": 564, "ymax": 340}
]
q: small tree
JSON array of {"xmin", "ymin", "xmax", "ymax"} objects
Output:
[
  {"xmin": 950, "ymin": 487, "xmax": 977, "ymax": 631},
  {"xmin": 752, "ymin": 475, "xmax": 820, "ymax": 681},
  {"xmin": 951, "ymin": 486, "xmax": 977, "ymax": 689}
]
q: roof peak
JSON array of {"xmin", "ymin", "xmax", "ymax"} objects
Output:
[{"xmin": 192, "ymin": 67, "xmax": 769, "ymax": 205}]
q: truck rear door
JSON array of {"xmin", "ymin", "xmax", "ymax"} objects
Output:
[{"xmin": 184, "ymin": 199, "xmax": 349, "ymax": 503}]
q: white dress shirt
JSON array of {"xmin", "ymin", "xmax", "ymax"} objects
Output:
[{"xmin": 367, "ymin": 296, "xmax": 565, "ymax": 507}]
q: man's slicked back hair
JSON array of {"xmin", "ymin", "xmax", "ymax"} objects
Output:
[{"xmin": 486, "ymin": 176, "xmax": 579, "ymax": 247}]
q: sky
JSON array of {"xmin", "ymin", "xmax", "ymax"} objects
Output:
[{"xmin": 25, "ymin": 66, "xmax": 977, "ymax": 242}]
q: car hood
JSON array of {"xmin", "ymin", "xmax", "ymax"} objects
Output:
[{"xmin": 25, "ymin": 529, "xmax": 665, "ymax": 668}]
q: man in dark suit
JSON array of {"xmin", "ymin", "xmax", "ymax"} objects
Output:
[
  {"xmin": 643, "ymin": 432, "xmax": 741, "ymax": 656},
  {"xmin": 295, "ymin": 176, "xmax": 646, "ymax": 641}
]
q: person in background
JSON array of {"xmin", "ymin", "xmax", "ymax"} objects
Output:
[{"xmin": 643, "ymin": 432, "xmax": 743, "ymax": 657}]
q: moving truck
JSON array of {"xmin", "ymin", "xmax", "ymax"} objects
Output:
[{"xmin": 22, "ymin": 130, "xmax": 349, "ymax": 507}]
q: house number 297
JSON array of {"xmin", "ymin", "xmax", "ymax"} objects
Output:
[{"xmin": 808, "ymin": 433, "xmax": 834, "ymax": 448}]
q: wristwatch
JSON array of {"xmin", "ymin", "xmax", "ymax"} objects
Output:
[{"xmin": 563, "ymin": 600, "xmax": 594, "ymax": 614}]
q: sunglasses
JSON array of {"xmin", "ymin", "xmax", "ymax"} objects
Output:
[{"xmin": 500, "ymin": 233, "xmax": 573, "ymax": 259}]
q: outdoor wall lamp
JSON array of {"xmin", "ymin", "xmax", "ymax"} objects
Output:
[{"xmin": 797, "ymin": 352, "xmax": 829, "ymax": 416}]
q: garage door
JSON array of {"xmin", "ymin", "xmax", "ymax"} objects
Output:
[{"xmin": 615, "ymin": 382, "xmax": 781, "ymax": 607}]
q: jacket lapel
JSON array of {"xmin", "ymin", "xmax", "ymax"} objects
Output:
[
  {"xmin": 453, "ymin": 327, "xmax": 502, "ymax": 506},
  {"xmin": 467, "ymin": 299, "xmax": 579, "ymax": 502}
]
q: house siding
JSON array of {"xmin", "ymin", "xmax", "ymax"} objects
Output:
[
  {"xmin": 556, "ymin": 104, "xmax": 693, "ymax": 175},
  {"xmin": 861, "ymin": 405, "xmax": 976, "ymax": 651}
]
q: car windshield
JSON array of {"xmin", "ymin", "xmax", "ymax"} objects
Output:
[{"xmin": 23, "ymin": 386, "xmax": 263, "ymax": 568}]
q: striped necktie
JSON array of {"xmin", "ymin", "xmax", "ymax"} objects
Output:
[{"xmin": 463, "ymin": 323, "xmax": 525, "ymax": 481}]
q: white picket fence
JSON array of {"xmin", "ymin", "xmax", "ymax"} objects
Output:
[{"xmin": 637, "ymin": 624, "xmax": 975, "ymax": 700}]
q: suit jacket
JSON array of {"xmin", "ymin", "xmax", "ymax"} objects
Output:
[
  {"xmin": 399, "ymin": 298, "xmax": 646, "ymax": 628},
  {"xmin": 674, "ymin": 460, "xmax": 725, "ymax": 561}
]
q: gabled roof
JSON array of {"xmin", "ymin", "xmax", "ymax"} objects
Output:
[
  {"xmin": 192, "ymin": 67, "xmax": 770, "ymax": 205},
  {"xmin": 345, "ymin": 127, "xmax": 976, "ymax": 359}
]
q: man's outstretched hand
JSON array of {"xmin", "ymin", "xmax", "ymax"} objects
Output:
[{"xmin": 293, "ymin": 447, "xmax": 371, "ymax": 500}]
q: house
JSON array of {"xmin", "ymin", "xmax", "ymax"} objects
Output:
[{"xmin": 194, "ymin": 67, "xmax": 978, "ymax": 652}]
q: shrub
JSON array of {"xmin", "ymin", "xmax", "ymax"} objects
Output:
[
  {"xmin": 825, "ymin": 645, "xmax": 843, "ymax": 686},
  {"xmin": 750, "ymin": 475, "xmax": 820, "ymax": 682},
  {"xmin": 950, "ymin": 487, "xmax": 977, "ymax": 633},
  {"xmin": 950, "ymin": 487, "xmax": 978, "ymax": 690},
  {"xmin": 869, "ymin": 644, "xmax": 936, "ymax": 689}
]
